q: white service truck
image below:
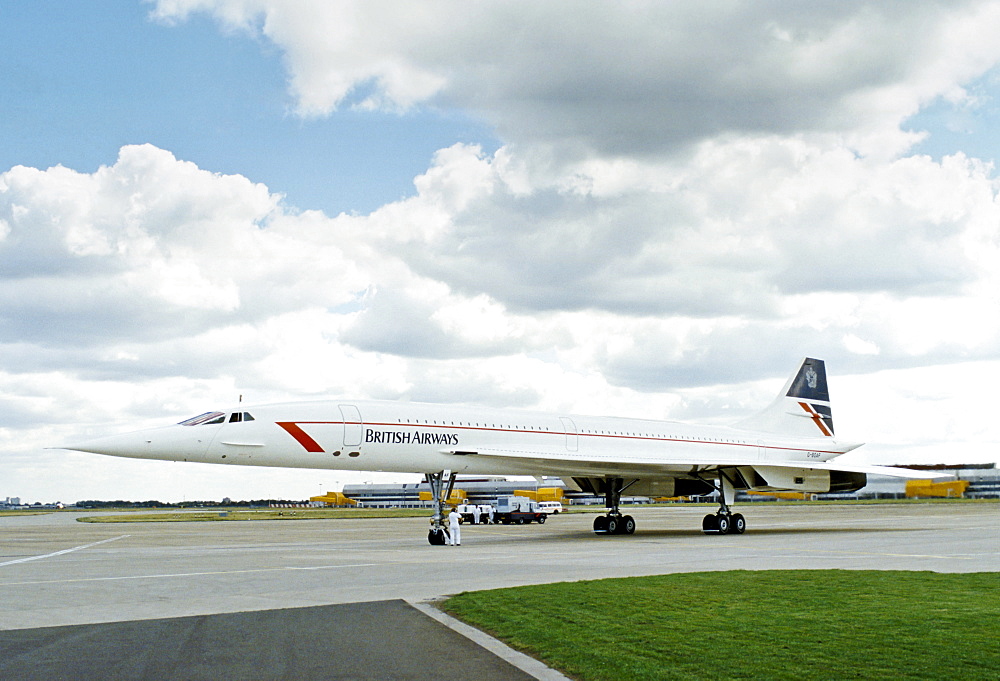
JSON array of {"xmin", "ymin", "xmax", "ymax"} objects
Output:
[
  {"xmin": 456, "ymin": 503, "xmax": 492, "ymax": 524},
  {"xmin": 493, "ymin": 496, "xmax": 546, "ymax": 524}
]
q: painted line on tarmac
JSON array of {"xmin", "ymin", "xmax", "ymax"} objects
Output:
[
  {"xmin": 0, "ymin": 535, "xmax": 130, "ymax": 567},
  {"xmin": 0, "ymin": 563, "xmax": 379, "ymax": 586},
  {"xmin": 410, "ymin": 600, "xmax": 572, "ymax": 681}
]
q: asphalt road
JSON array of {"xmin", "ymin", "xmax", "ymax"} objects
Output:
[{"xmin": 2, "ymin": 503, "xmax": 997, "ymax": 679}]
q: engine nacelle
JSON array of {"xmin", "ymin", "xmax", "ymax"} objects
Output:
[
  {"xmin": 568, "ymin": 477, "xmax": 714, "ymax": 498},
  {"xmin": 750, "ymin": 467, "xmax": 868, "ymax": 494},
  {"xmin": 829, "ymin": 470, "xmax": 867, "ymax": 493}
]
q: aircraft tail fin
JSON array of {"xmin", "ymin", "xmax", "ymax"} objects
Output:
[{"xmin": 737, "ymin": 358, "xmax": 835, "ymax": 438}]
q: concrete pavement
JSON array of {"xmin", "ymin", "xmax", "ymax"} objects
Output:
[{"xmin": 1, "ymin": 502, "xmax": 996, "ymax": 679}]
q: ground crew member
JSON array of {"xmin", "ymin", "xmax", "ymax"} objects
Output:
[
  {"xmin": 487, "ymin": 505, "xmax": 494, "ymax": 524},
  {"xmin": 448, "ymin": 508, "xmax": 462, "ymax": 546}
]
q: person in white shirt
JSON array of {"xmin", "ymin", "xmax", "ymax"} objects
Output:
[{"xmin": 448, "ymin": 508, "xmax": 462, "ymax": 546}]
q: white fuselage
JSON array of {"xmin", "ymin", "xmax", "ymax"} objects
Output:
[{"xmin": 74, "ymin": 399, "xmax": 857, "ymax": 481}]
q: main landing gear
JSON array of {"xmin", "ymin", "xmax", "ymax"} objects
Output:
[
  {"xmin": 593, "ymin": 477, "xmax": 637, "ymax": 535},
  {"xmin": 702, "ymin": 469, "xmax": 746, "ymax": 535},
  {"xmin": 425, "ymin": 470, "xmax": 456, "ymax": 546},
  {"xmin": 702, "ymin": 511, "xmax": 746, "ymax": 534}
]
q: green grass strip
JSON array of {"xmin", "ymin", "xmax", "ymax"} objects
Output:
[{"xmin": 443, "ymin": 570, "xmax": 999, "ymax": 681}]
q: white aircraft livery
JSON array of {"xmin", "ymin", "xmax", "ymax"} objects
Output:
[{"xmin": 63, "ymin": 358, "xmax": 929, "ymax": 544}]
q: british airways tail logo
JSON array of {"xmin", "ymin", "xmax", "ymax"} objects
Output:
[{"xmin": 797, "ymin": 402, "xmax": 833, "ymax": 436}]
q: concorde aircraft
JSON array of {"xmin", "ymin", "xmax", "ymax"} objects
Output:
[{"xmin": 63, "ymin": 358, "xmax": 930, "ymax": 544}]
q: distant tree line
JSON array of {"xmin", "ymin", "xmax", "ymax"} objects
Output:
[
  {"xmin": 75, "ymin": 500, "xmax": 169, "ymax": 509},
  {"xmin": 74, "ymin": 499, "xmax": 308, "ymax": 509}
]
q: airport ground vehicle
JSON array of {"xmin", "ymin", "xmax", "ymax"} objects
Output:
[
  {"xmin": 456, "ymin": 503, "xmax": 493, "ymax": 523},
  {"xmin": 494, "ymin": 496, "xmax": 546, "ymax": 524},
  {"xmin": 538, "ymin": 501, "xmax": 564, "ymax": 514}
]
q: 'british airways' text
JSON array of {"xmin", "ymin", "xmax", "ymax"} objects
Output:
[{"xmin": 365, "ymin": 429, "xmax": 459, "ymax": 446}]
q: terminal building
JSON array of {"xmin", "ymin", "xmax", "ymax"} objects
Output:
[
  {"xmin": 858, "ymin": 465, "xmax": 999, "ymax": 500},
  {"xmin": 339, "ymin": 477, "xmax": 579, "ymax": 508}
]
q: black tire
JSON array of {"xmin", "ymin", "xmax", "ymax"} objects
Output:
[
  {"xmin": 537, "ymin": 514, "xmax": 546, "ymax": 524},
  {"xmin": 717, "ymin": 514, "xmax": 731, "ymax": 534},
  {"xmin": 606, "ymin": 516, "xmax": 619, "ymax": 534},
  {"xmin": 593, "ymin": 515, "xmax": 609, "ymax": 533},
  {"xmin": 702, "ymin": 514, "xmax": 719, "ymax": 533},
  {"xmin": 732, "ymin": 513, "xmax": 746, "ymax": 534},
  {"xmin": 428, "ymin": 528, "xmax": 446, "ymax": 546},
  {"xmin": 622, "ymin": 515, "xmax": 636, "ymax": 535}
]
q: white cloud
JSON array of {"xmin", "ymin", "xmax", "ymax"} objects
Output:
[
  {"xmin": 842, "ymin": 333, "xmax": 880, "ymax": 356},
  {"xmin": 154, "ymin": 0, "xmax": 1000, "ymax": 161},
  {"xmin": 836, "ymin": 360, "xmax": 1000, "ymax": 465},
  {"xmin": 7, "ymin": 2, "xmax": 1000, "ymax": 502},
  {"xmin": 3, "ymin": 131, "xmax": 999, "ymax": 493},
  {"xmin": 380, "ymin": 137, "xmax": 1000, "ymax": 343}
]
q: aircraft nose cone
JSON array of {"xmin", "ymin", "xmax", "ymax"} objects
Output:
[
  {"xmin": 61, "ymin": 431, "xmax": 155, "ymax": 458},
  {"xmin": 60, "ymin": 425, "xmax": 214, "ymax": 460}
]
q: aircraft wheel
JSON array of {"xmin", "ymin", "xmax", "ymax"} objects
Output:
[
  {"xmin": 731, "ymin": 513, "xmax": 746, "ymax": 534},
  {"xmin": 428, "ymin": 529, "xmax": 447, "ymax": 546},
  {"xmin": 622, "ymin": 515, "xmax": 636, "ymax": 535},
  {"xmin": 593, "ymin": 515, "xmax": 609, "ymax": 533},
  {"xmin": 606, "ymin": 516, "xmax": 619, "ymax": 534},
  {"xmin": 702, "ymin": 514, "xmax": 719, "ymax": 533},
  {"xmin": 717, "ymin": 514, "xmax": 731, "ymax": 534}
]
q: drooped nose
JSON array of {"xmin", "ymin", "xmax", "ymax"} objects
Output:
[{"xmin": 61, "ymin": 425, "xmax": 215, "ymax": 461}]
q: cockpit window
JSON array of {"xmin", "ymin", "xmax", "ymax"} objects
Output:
[
  {"xmin": 180, "ymin": 411, "xmax": 253, "ymax": 426},
  {"xmin": 179, "ymin": 412, "xmax": 225, "ymax": 426}
]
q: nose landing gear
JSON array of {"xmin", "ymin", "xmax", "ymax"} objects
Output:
[{"xmin": 425, "ymin": 470, "xmax": 456, "ymax": 546}]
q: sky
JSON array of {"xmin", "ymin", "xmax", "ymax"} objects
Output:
[{"xmin": 3, "ymin": 1, "xmax": 1000, "ymax": 504}]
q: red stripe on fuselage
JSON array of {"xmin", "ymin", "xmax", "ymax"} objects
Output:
[
  {"xmin": 276, "ymin": 422, "xmax": 325, "ymax": 453},
  {"xmin": 274, "ymin": 417, "xmax": 846, "ymax": 456}
]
